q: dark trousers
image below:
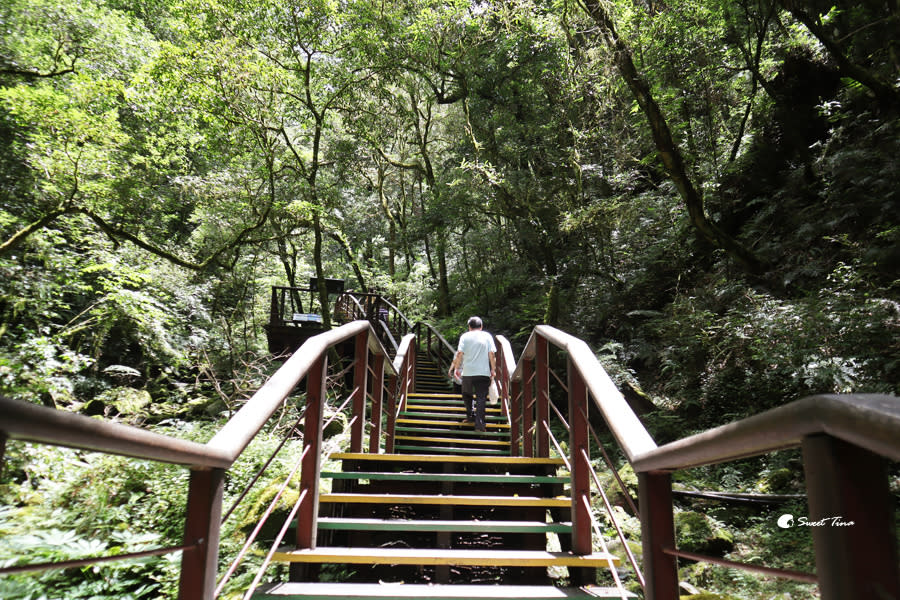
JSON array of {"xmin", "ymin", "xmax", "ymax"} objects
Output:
[{"xmin": 461, "ymin": 375, "xmax": 490, "ymax": 428}]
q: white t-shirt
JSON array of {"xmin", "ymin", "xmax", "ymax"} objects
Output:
[{"xmin": 457, "ymin": 330, "xmax": 496, "ymax": 377}]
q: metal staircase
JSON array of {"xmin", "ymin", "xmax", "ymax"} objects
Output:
[{"xmin": 251, "ymin": 351, "xmax": 629, "ymax": 599}]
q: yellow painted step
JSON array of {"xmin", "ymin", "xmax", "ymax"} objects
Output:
[
  {"xmin": 253, "ymin": 582, "xmax": 635, "ymax": 599},
  {"xmin": 320, "ymin": 493, "xmax": 571, "ymax": 507},
  {"xmin": 332, "ymin": 452, "xmax": 565, "ymax": 465},
  {"xmin": 271, "ymin": 546, "xmax": 620, "ymax": 568},
  {"xmin": 397, "ymin": 418, "xmax": 510, "ymax": 430}
]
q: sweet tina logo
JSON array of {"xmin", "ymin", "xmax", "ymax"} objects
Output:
[
  {"xmin": 777, "ymin": 514, "xmax": 855, "ymax": 528},
  {"xmin": 777, "ymin": 514, "xmax": 794, "ymax": 528}
]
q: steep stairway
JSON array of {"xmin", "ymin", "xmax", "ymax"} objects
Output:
[
  {"xmin": 395, "ymin": 392, "xmax": 510, "ymax": 455},
  {"xmin": 251, "ymin": 348, "xmax": 630, "ymax": 599},
  {"xmin": 414, "ymin": 349, "xmax": 454, "ymax": 394},
  {"xmin": 394, "ymin": 351, "xmax": 511, "ymax": 455}
]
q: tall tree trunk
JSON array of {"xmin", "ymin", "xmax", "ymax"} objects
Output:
[
  {"xmin": 328, "ymin": 230, "xmax": 367, "ymax": 291},
  {"xmin": 312, "ymin": 213, "xmax": 331, "ymax": 328},
  {"xmin": 436, "ymin": 236, "xmax": 451, "ymax": 317},
  {"xmin": 375, "ymin": 165, "xmax": 396, "ymax": 279},
  {"xmin": 582, "ymin": 0, "xmax": 766, "ymax": 274}
]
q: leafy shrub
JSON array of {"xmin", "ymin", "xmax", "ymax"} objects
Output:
[{"xmin": 642, "ymin": 262, "xmax": 898, "ymax": 428}]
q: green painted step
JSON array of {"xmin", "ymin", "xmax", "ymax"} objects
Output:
[
  {"xmin": 396, "ymin": 426, "xmax": 510, "ymax": 439},
  {"xmin": 251, "ymin": 582, "xmax": 636, "ymax": 599},
  {"xmin": 317, "ymin": 517, "xmax": 572, "ymax": 533},
  {"xmin": 397, "ymin": 417, "xmax": 509, "ymax": 430},
  {"xmin": 394, "ymin": 444, "xmax": 509, "ymax": 455},
  {"xmin": 402, "ymin": 397, "xmax": 465, "ymax": 406},
  {"xmin": 396, "ymin": 434, "xmax": 509, "ymax": 447}
]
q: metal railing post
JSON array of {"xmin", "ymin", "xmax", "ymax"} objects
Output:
[
  {"xmin": 369, "ymin": 353, "xmax": 385, "ymax": 454},
  {"xmin": 296, "ymin": 356, "xmax": 327, "ymax": 552},
  {"xmin": 568, "ymin": 358, "xmax": 592, "ymax": 556},
  {"xmin": 178, "ymin": 467, "xmax": 225, "ymax": 600},
  {"xmin": 410, "ymin": 338, "xmax": 417, "ymax": 394},
  {"xmin": 510, "ymin": 378, "xmax": 521, "ymax": 457},
  {"xmin": 523, "ymin": 358, "xmax": 534, "ymax": 457},
  {"xmin": 536, "ymin": 336, "xmax": 550, "ymax": 458},
  {"xmin": 802, "ymin": 434, "xmax": 900, "ymax": 600},
  {"xmin": 385, "ymin": 371, "xmax": 398, "ymax": 454},
  {"xmin": 350, "ymin": 332, "xmax": 368, "ymax": 452},
  {"xmin": 638, "ymin": 471, "xmax": 679, "ymax": 600}
]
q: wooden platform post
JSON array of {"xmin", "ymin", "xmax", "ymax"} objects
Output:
[
  {"xmin": 802, "ymin": 434, "xmax": 900, "ymax": 600},
  {"xmin": 178, "ymin": 467, "xmax": 225, "ymax": 600},
  {"xmin": 638, "ymin": 471, "xmax": 679, "ymax": 600},
  {"xmin": 535, "ymin": 336, "xmax": 550, "ymax": 458},
  {"xmin": 351, "ymin": 331, "xmax": 368, "ymax": 453}
]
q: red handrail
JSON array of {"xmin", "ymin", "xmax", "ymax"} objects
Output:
[
  {"xmin": 0, "ymin": 320, "xmax": 402, "ymax": 600},
  {"xmin": 507, "ymin": 324, "xmax": 900, "ymax": 600}
]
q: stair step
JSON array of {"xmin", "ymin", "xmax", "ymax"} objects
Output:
[
  {"xmin": 397, "ymin": 418, "xmax": 509, "ymax": 429},
  {"xmin": 404, "ymin": 395, "xmax": 463, "ymax": 403},
  {"xmin": 317, "ymin": 517, "xmax": 572, "ymax": 533},
  {"xmin": 320, "ymin": 493, "xmax": 571, "ymax": 507},
  {"xmin": 400, "ymin": 412, "xmax": 507, "ymax": 422},
  {"xmin": 396, "ymin": 435, "xmax": 509, "ymax": 447},
  {"xmin": 321, "ymin": 471, "xmax": 566, "ymax": 484},
  {"xmin": 253, "ymin": 582, "xmax": 634, "ymax": 599},
  {"xmin": 332, "ymin": 453, "xmax": 565, "ymax": 466},
  {"xmin": 394, "ymin": 444, "xmax": 509, "ymax": 455},
  {"xmin": 396, "ymin": 426, "xmax": 510, "ymax": 439},
  {"xmin": 271, "ymin": 547, "xmax": 619, "ymax": 568},
  {"xmin": 406, "ymin": 404, "xmax": 503, "ymax": 413}
]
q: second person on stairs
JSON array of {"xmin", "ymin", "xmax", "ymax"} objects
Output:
[{"xmin": 448, "ymin": 316, "xmax": 497, "ymax": 432}]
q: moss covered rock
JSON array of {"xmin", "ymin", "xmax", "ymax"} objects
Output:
[{"xmin": 675, "ymin": 510, "xmax": 734, "ymax": 556}]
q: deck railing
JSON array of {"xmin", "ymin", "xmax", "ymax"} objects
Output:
[
  {"xmin": 505, "ymin": 324, "xmax": 900, "ymax": 600},
  {"xmin": 3, "ymin": 320, "xmax": 898, "ymax": 600},
  {"xmin": 413, "ymin": 321, "xmax": 456, "ymax": 382},
  {"xmin": 0, "ymin": 320, "xmax": 404, "ymax": 600}
]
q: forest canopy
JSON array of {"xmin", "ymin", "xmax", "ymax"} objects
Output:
[
  {"xmin": 2, "ymin": 0, "xmax": 896, "ymax": 412},
  {"xmin": 0, "ymin": 0, "xmax": 898, "ymax": 595}
]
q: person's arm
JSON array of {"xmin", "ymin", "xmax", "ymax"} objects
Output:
[
  {"xmin": 448, "ymin": 351, "xmax": 463, "ymax": 378},
  {"xmin": 489, "ymin": 351, "xmax": 496, "ymax": 379}
]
